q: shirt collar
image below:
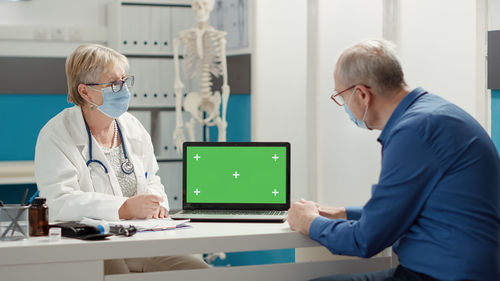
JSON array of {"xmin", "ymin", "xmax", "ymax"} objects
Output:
[{"xmin": 377, "ymin": 87, "xmax": 428, "ymax": 144}]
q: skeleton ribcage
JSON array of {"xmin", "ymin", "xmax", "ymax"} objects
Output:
[{"xmin": 181, "ymin": 30, "xmax": 224, "ymax": 81}]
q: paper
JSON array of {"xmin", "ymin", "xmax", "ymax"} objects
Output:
[
  {"xmin": 111, "ymin": 218, "xmax": 190, "ymax": 232},
  {"xmin": 81, "ymin": 217, "xmax": 190, "ymax": 232}
]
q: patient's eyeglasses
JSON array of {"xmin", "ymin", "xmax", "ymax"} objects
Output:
[
  {"xmin": 330, "ymin": 85, "xmax": 356, "ymax": 106},
  {"xmin": 330, "ymin": 84, "xmax": 371, "ymax": 106}
]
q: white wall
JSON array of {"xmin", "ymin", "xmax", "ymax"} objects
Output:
[
  {"xmin": 397, "ymin": 0, "xmax": 488, "ymax": 128},
  {"xmin": 309, "ymin": 0, "xmax": 487, "ymax": 207},
  {"xmin": 251, "ymin": 0, "xmax": 309, "ymax": 201},
  {"xmin": 489, "ymin": 0, "xmax": 500, "ymax": 30},
  {"xmin": 312, "ymin": 0, "xmax": 384, "ymax": 207}
]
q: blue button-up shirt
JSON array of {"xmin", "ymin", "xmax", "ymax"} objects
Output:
[{"xmin": 309, "ymin": 87, "xmax": 500, "ymax": 280}]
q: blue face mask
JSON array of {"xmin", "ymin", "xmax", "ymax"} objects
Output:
[
  {"xmin": 91, "ymin": 85, "xmax": 131, "ymax": 118},
  {"xmin": 344, "ymin": 89, "xmax": 369, "ymax": 129}
]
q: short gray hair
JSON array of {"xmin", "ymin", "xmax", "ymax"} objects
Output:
[{"xmin": 335, "ymin": 39, "xmax": 406, "ymax": 96}]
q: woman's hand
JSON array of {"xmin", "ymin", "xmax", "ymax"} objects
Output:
[
  {"xmin": 152, "ymin": 206, "xmax": 169, "ymax": 219},
  {"xmin": 118, "ymin": 194, "xmax": 164, "ymax": 219}
]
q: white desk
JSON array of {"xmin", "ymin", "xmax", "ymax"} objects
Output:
[{"xmin": 0, "ymin": 222, "xmax": 391, "ymax": 281}]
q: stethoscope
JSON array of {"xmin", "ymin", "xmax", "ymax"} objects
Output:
[{"xmin": 84, "ymin": 119, "xmax": 135, "ymax": 175}]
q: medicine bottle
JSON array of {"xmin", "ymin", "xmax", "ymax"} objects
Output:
[{"xmin": 29, "ymin": 197, "xmax": 49, "ymax": 236}]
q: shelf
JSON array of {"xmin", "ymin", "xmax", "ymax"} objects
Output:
[
  {"xmin": 0, "ymin": 161, "xmax": 35, "ymax": 185},
  {"xmin": 129, "ymin": 106, "xmax": 175, "ymax": 111}
]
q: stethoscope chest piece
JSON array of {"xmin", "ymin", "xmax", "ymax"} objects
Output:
[
  {"xmin": 85, "ymin": 119, "xmax": 135, "ymax": 176},
  {"xmin": 121, "ymin": 159, "xmax": 134, "ymax": 174}
]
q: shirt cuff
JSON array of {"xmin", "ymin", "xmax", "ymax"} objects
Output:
[
  {"xmin": 345, "ymin": 206, "xmax": 362, "ymax": 220},
  {"xmin": 309, "ymin": 216, "xmax": 331, "ymax": 241}
]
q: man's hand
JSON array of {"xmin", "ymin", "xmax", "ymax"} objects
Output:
[
  {"xmin": 317, "ymin": 205, "xmax": 347, "ymax": 220},
  {"xmin": 119, "ymin": 194, "xmax": 164, "ymax": 219},
  {"xmin": 287, "ymin": 199, "xmax": 320, "ymax": 236}
]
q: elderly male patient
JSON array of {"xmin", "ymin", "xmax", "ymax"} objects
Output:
[{"xmin": 288, "ymin": 39, "xmax": 500, "ymax": 281}]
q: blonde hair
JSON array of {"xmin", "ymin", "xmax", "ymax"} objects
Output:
[
  {"xmin": 65, "ymin": 44, "xmax": 129, "ymax": 106},
  {"xmin": 336, "ymin": 39, "xmax": 406, "ymax": 96}
]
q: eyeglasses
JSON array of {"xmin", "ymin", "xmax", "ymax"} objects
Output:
[
  {"xmin": 330, "ymin": 84, "xmax": 370, "ymax": 106},
  {"xmin": 85, "ymin": 75, "xmax": 135, "ymax": 93}
]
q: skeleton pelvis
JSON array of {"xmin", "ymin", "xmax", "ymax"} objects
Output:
[{"xmin": 184, "ymin": 91, "xmax": 221, "ymax": 122}]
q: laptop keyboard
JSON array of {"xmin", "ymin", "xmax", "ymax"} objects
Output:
[{"xmin": 180, "ymin": 210, "xmax": 287, "ymax": 216}]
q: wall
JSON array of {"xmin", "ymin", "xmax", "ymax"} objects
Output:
[
  {"xmin": 309, "ymin": 0, "xmax": 488, "ymax": 209},
  {"xmin": 252, "ymin": 0, "xmax": 309, "ymax": 201},
  {"xmin": 397, "ymin": 0, "xmax": 488, "ymax": 128},
  {"xmin": 312, "ymin": 0, "xmax": 384, "ymax": 206},
  {"xmin": 489, "ymin": 0, "xmax": 500, "ymax": 30}
]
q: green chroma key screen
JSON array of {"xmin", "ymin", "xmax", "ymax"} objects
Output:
[{"xmin": 185, "ymin": 145, "xmax": 287, "ymax": 204}]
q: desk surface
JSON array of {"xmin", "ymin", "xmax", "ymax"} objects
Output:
[
  {"xmin": 0, "ymin": 221, "xmax": 319, "ymax": 266},
  {"xmin": 0, "ymin": 221, "xmax": 393, "ymax": 281}
]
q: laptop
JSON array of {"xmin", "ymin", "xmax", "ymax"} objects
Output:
[{"xmin": 170, "ymin": 142, "xmax": 290, "ymax": 222}]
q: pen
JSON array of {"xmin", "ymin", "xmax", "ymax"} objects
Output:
[
  {"xmin": 28, "ymin": 190, "xmax": 39, "ymax": 205},
  {"xmin": 20, "ymin": 188, "xmax": 29, "ymax": 206}
]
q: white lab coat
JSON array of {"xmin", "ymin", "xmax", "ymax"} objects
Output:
[{"xmin": 34, "ymin": 106, "xmax": 169, "ymax": 222}]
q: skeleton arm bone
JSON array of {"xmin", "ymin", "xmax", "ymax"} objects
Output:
[
  {"xmin": 219, "ymin": 36, "xmax": 230, "ymax": 141},
  {"xmin": 173, "ymin": 37, "xmax": 186, "ymax": 153}
]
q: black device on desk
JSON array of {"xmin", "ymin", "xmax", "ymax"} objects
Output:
[
  {"xmin": 51, "ymin": 222, "xmax": 137, "ymax": 240},
  {"xmin": 51, "ymin": 222, "xmax": 112, "ymax": 240}
]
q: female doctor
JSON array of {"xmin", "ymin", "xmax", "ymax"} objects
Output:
[{"xmin": 34, "ymin": 43, "xmax": 208, "ymax": 273}]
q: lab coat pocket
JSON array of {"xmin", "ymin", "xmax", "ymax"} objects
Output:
[{"xmin": 89, "ymin": 165, "xmax": 113, "ymax": 195}]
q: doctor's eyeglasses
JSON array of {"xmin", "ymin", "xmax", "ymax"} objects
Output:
[{"xmin": 86, "ymin": 75, "xmax": 135, "ymax": 93}]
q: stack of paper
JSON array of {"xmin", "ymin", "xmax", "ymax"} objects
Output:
[
  {"xmin": 113, "ymin": 218, "xmax": 190, "ymax": 232},
  {"xmin": 81, "ymin": 217, "xmax": 190, "ymax": 232}
]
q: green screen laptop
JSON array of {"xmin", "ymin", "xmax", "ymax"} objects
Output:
[{"xmin": 170, "ymin": 142, "xmax": 290, "ymax": 222}]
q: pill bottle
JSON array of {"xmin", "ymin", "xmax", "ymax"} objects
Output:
[{"xmin": 29, "ymin": 197, "xmax": 49, "ymax": 236}]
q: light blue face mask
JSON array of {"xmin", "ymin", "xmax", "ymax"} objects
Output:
[
  {"xmin": 91, "ymin": 85, "xmax": 131, "ymax": 118},
  {"xmin": 344, "ymin": 89, "xmax": 369, "ymax": 130}
]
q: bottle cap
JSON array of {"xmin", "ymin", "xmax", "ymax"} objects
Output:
[
  {"xmin": 32, "ymin": 197, "xmax": 46, "ymax": 205},
  {"xmin": 97, "ymin": 225, "xmax": 105, "ymax": 234}
]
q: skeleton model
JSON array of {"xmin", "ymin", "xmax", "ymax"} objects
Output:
[{"xmin": 173, "ymin": 0, "xmax": 230, "ymax": 152}]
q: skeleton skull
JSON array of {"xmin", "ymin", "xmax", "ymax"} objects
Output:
[{"xmin": 192, "ymin": 0, "xmax": 215, "ymax": 23}]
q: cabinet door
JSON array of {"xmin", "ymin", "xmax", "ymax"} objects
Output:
[
  {"xmin": 158, "ymin": 6, "xmax": 173, "ymax": 54},
  {"xmin": 128, "ymin": 58, "xmax": 141, "ymax": 107},
  {"xmin": 157, "ymin": 111, "xmax": 179, "ymax": 159},
  {"xmin": 129, "ymin": 58, "xmax": 149, "ymax": 107},
  {"xmin": 121, "ymin": 6, "xmax": 152, "ymax": 54},
  {"xmin": 158, "ymin": 162, "xmax": 182, "ymax": 210},
  {"xmin": 128, "ymin": 110, "xmax": 152, "ymax": 135},
  {"xmin": 171, "ymin": 7, "xmax": 196, "ymax": 52},
  {"xmin": 159, "ymin": 59, "xmax": 175, "ymax": 107},
  {"xmin": 145, "ymin": 59, "xmax": 161, "ymax": 107}
]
